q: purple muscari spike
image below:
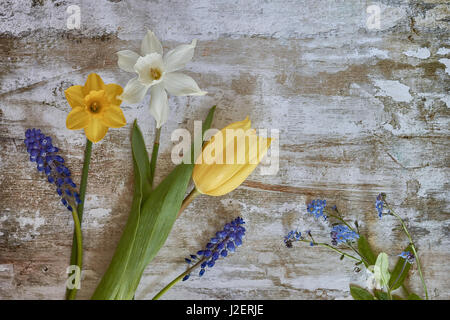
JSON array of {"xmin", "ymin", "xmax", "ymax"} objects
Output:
[
  {"xmin": 24, "ymin": 129, "xmax": 81, "ymax": 212},
  {"xmin": 183, "ymin": 217, "xmax": 246, "ymax": 280}
]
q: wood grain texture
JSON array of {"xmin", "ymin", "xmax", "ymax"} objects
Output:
[{"xmin": 0, "ymin": 0, "xmax": 449, "ymax": 300}]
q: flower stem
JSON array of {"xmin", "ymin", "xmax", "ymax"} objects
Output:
[
  {"xmin": 385, "ymin": 202, "xmax": 429, "ymax": 300},
  {"xmin": 66, "ymin": 139, "xmax": 92, "ymax": 299},
  {"xmin": 298, "ymin": 240, "xmax": 362, "ymax": 263},
  {"xmin": 327, "ymin": 214, "xmax": 356, "ymax": 232},
  {"xmin": 152, "ymin": 258, "xmax": 206, "ymax": 300},
  {"xmin": 149, "ymin": 127, "xmax": 161, "ymax": 188},
  {"xmin": 177, "ymin": 188, "xmax": 201, "ymax": 218},
  {"xmin": 67, "ymin": 206, "xmax": 83, "ymax": 300}
]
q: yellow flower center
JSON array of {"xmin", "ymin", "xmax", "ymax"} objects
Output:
[
  {"xmin": 89, "ymin": 101, "xmax": 101, "ymax": 113},
  {"xmin": 84, "ymin": 90, "xmax": 109, "ymax": 117},
  {"xmin": 149, "ymin": 68, "xmax": 162, "ymax": 81}
]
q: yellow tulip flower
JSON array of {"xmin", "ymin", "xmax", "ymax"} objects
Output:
[
  {"xmin": 65, "ymin": 73, "xmax": 126, "ymax": 143},
  {"xmin": 192, "ymin": 117, "xmax": 272, "ymax": 196}
]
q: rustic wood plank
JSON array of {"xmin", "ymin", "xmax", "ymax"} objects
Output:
[{"xmin": 0, "ymin": 0, "xmax": 449, "ymax": 299}]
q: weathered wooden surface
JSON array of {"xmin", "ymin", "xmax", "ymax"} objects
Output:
[{"xmin": 0, "ymin": 0, "xmax": 449, "ymax": 300}]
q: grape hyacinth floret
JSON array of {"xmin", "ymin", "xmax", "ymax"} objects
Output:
[
  {"xmin": 399, "ymin": 251, "xmax": 415, "ymax": 264},
  {"xmin": 182, "ymin": 217, "xmax": 246, "ymax": 281},
  {"xmin": 330, "ymin": 224, "xmax": 359, "ymax": 245},
  {"xmin": 24, "ymin": 128, "xmax": 81, "ymax": 211},
  {"xmin": 307, "ymin": 199, "xmax": 327, "ymax": 220}
]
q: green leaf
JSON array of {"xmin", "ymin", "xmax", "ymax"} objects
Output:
[
  {"xmin": 91, "ymin": 121, "xmax": 151, "ymax": 299},
  {"xmin": 357, "ymin": 235, "xmax": 376, "ymax": 267},
  {"xmin": 407, "ymin": 293, "xmax": 422, "ymax": 300},
  {"xmin": 388, "ymin": 245, "xmax": 413, "ymax": 291},
  {"xmin": 374, "ymin": 252, "xmax": 390, "ymax": 289},
  {"xmin": 374, "ymin": 290, "xmax": 389, "ymax": 300},
  {"xmin": 92, "ymin": 106, "xmax": 216, "ymax": 300},
  {"xmin": 350, "ymin": 285, "xmax": 374, "ymax": 300}
]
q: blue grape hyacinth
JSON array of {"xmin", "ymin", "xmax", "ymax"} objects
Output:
[
  {"xmin": 330, "ymin": 224, "xmax": 359, "ymax": 245},
  {"xmin": 24, "ymin": 128, "xmax": 81, "ymax": 211},
  {"xmin": 182, "ymin": 217, "xmax": 246, "ymax": 281},
  {"xmin": 307, "ymin": 199, "xmax": 327, "ymax": 220}
]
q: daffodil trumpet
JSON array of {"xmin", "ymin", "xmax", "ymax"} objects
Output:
[{"xmin": 177, "ymin": 117, "xmax": 272, "ymax": 218}]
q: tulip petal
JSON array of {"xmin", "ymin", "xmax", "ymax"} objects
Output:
[
  {"xmin": 83, "ymin": 73, "xmax": 106, "ymax": 95},
  {"xmin": 105, "ymin": 83, "xmax": 124, "ymax": 106},
  {"xmin": 163, "ymin": 39, "xmax": 197, "ymax": 73},
  {"xmin": 65, "ymin": 85, "xmax": 85, "ymax": 109},
  {"xmin": 141, "ymin": 30, "xmax": 163, "ymax": 56},
  {"xmin": 120, "ymin": 77, "xmax": 149, "ymax": 104},
  {"xmin": 102, "ymin": 106, "xmax": 126, "ymax": 128},
  {"xmin": 117, "ymin": 50, "xmax": 140, "ymax": 73},
  {"xmin": 149, "ymin": 83, "xmax": 168, "ymax": 128},
  {"xmin": 205, "ymin": 137, "xmax": 272, "ymax": 196},
  {"xmin": 66, "ymin": 106, "xmax": 90, "ymax": 130},
  {"xmin": 84, "ymin": 118, "xmax": 109, "ymax": 143},
  {"xmin": 163, "ymin": 72, "xmax": 207, "ymax": 96}
]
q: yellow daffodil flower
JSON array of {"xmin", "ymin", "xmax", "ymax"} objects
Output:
[
  {"xmin": 192, "ymin": 117, "xmax": 272, "ymax": 196},
  {"xmin": 65, "ymin": 73, "xmax": 126, "ymax": 143}
]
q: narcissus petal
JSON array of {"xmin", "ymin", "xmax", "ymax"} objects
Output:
[
  {"xmin": 105, "ymin": 83, "xmax": 124, "ymax": 106},
  {"xmin": 120, "ymin": 77, "xmax": 149, "ymax": 104},
  {"xmin": 66, "ymin": 106, "xmax": 90, "ymax": 130},
  {"xmin": 84, "ymin": 118, "xmax": 109, "ymax": 143},
  {"xmin": 83, "ymin": 73, "xmax": 106, "ymax": 95},
  {"xmin": 163, "ymin": 72, "xmax": 207, "ymax": 96},
  {"xmin": 117, "ymin": 50, "xmax": 140, "ymax": 73},
  {"xmin": 163, "ymin": 39, "xmax": 197, "ymax": 73},
  {"xmin": 64, "ymin": 85, "xmax": 85, "ymax": 109},
  {"xmin": 102, "ymin": 106, "xmax": 126, "ymax": 128},
  {"xmin": 149, "ymin": 83, "xmax": 168, "ymax": 128},
  {"xmin": 141, "ymin": 30, "xmax": 163, "ymax": 56}
]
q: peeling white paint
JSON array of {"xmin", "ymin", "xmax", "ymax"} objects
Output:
[
  {"xmin": 403, "ymin": 47, "xmax": 431, "ymax": 59},
  {"xmin": 373, "ymin": 79, "xmax": 413, "ymax": 103},
  {"xmin": 438, "ymin": 58, "xmax": 450, "ymax": 75},
  {"xmin": 436, "ymin": 47, "xmax": 450, "ymax": 55},
  {"xmin": 369, "ymin": 48, "xmax": 389, "ymax": 59}
]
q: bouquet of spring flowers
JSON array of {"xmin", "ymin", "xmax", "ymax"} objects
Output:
[{"xmin": 23, "ymin": 30, "xmax": 273, "ymax": 300}]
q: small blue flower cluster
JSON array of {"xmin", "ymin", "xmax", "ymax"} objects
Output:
[
  {"xmin": 24, "ymin": 129, "xmax": 81, "ymax": 211},
  {"xmin": 330, "ymin": 224, "xmax": 359, "ymax": 245},
  {"xmin": 399, "ymin": 251, "xmax": 415, "ymax": 264},
  {"xmin": 376, "ymin": 193, "xmax": 385, "ymax": 218},
  {"xmin": 183, "ymin": 217, "xmax": 246, "ymax": 281},
  {"xmin": 284, "ymin": 230, "xmax": 302, "ymax": 248},
  {"xmin": 307, "ymin": 199, "xmax": 327, "ymax": 220}
]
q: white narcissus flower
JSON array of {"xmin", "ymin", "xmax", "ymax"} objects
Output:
[{"xmin": 117, "ymin": 30, "xmax": 207, "ymax": 128}]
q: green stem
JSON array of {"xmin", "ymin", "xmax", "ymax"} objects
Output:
[
  {"xmin": 177, "ymin": 188, "xmax": 201, "ymax": 218},
  {"xmin": 152, "ymin": 258, "xmax": 206, "ymax": 300},
  {"xmin": 298, "ymin": 239, "xmax": 362, "ymax": 263},
  {"xmin": 327, "ymin": 214, "xmax": 356, "ymax": 232},
  {"xmin": 385, "ymin": 202, "xmax": 429, "ymax": 300},
  {"xmin": 346, "ymin": 242, "xmax": 370, "ymax": 266},
  {"xmin": 67, "ymin": 206, "xmax": 83, "ymax": 300},
  {"xmin": 66, "ymin": 139, "xmax": 92, "ymax": 299},
  {"xmin": 149, "ymin": 127, "xmax": 161, "ymax": 188}
]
